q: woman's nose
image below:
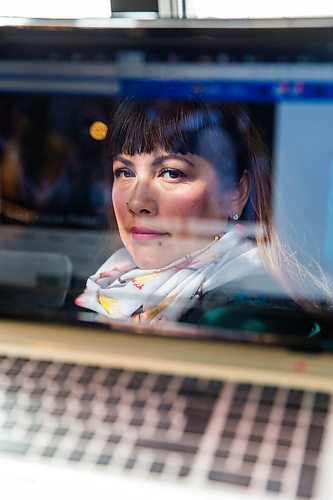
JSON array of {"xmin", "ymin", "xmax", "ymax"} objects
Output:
[{"xmin": 126, "ymin": 184, "xmax": 158, "ymax": 216}]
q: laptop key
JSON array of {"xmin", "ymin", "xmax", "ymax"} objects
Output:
[
  {"xmin": 215, "ymin": 449, "xmax": 229, "ymax": 460},
  {"xmin": 55, "ymin": 389, "xmax": 70, "ymax": 399},
  {"xmin": 26, "ymin": 403, "xmax": 41, "ymax": 413},
  {"xmin": 30, "ymin": 369, "xmax": 47, "ymax": 379},
  {"xmin": 305, "ymin": 425, "xmax": 324, "ymax": 452},
  {"xmin": 2, "ymin": 419, "xmax": 16, "ymax": 429},
  {"xmin": 69, "ymin": 450, "xmax": 84, "ymax": 462},
  {"xmin": 243, "ymin": 454, "xmax": 257, "ymax": 464},
  {"xmin": 54, "ymin": 427, "xmax": 68, "ymax": 436},
  {"xmin": 150, "ymin": 461, "xmax": 165, "ymax": 474},
  {"xmin": 107, "ymin": 434, "xmax": 121, "ymax": 444},
  {"xmin": 6, "ymin": 367, "xmax": 21, "ymax": 377},
  {"xmin": 290, "ymin": 390, "xmax": 305, "ymax": 405},
  {"xmin": 81, "ymin": 393, "xmax": 95, "ymax": 402},
  {"xmin": 266, "ymin": 480, "xmax": 281, "ymax": 493},
  {"xmin": 310, "ymin": 411, "xmax": 328, "ymax": 426},
  {"xmin": 235, "ymin": 383, "xmax": 252, "ymax": 397},
  {"xmin": 106, "ymin": 396, "xmax": 120, "ymax": 406},
  {"xmin": 178, "ymin": 465, "xmax": 191, "ymax": 478},
  {"xmin": 102, "ymin": 371, "xmax": 121, "ymax": 387},
  {"xmin": 52, "ymin": 407, "xmax": 65, "ymax": 417},
  {"xmin": 272, "ymin": 458, "xmax": 287, "ymax": 468},
  {"xmin": 30, "ymin": 387, "xmax": 46, "ymax": 398},
  {"xmin": 77, "ymin": 410, "xmax": 92, "ymax": 420},
  {"xmin": 184, "ymin": 407, "xmax": 212, "ymax": 434},
  {"xmin": 158, "ymin": 402, "xmax": 172, "ymax": 412},
  {"xmin": 207, "ymin": 379, "xmax": 223, "ymax": 393},
  {"xmin": 296, "ymin": 464, "xmax": 317, "ymax": 498},
  {"xmin": 229, "ymin": 401, "xmax": 247, "ymax": 416},
  {"xmin": 104, "ymin": 413, "xmax": 117, "ymax": 423},
  {"xmin": 127, "ymin": 371, "xmax": 148, "ymax": 390},
  {"xmin": 208, "ymin": 470, "xmax": 251, "ymax": 488},
  {"xmin": 132, "ymin": 399, "xmax": 146, "ymax": 409},
  {"xmin": 249, "ymin": 434, "xmax": 263, "ymax": 444},
  {"xmin": 313, "ymin": 392, "xmax": 330, "ymax": 410},
  {"xmin": 81, "ymin": 431, "xmax": 95, "ymax": 440},
  {"xmin": 96, "ymin": 453, "xmax": 112, "ymax": 466},
  {"xmin": 27, "ymin": 423, "xmax": 43, "ymax": 433},
  {"xmin": 1, "ymin": 400, "xmax": 15, "ymax": 410},
  {"xmin": 260, "ymin": 385, "xmax": 278, "ymax": 403},
  {"xmin": 6, "ymin": 384, "xmax": 20, "ymax": 394},
  {"xmin": 42, "ymin": 446, "xmax": 57, "ymax": 458},
  {"xmin": 135, "ymin": 439, "xmax": 197, "ymax": 455},
  {"xmin": 124, "ymin": 457, "xmax": 136, "ymax": 469},
  {"xmin": 156, "ymin": 420, "xmax": 171, "ymax": 431},
  {"xmin": 278, "ymin": 424, "xmax": 295, "ymax": 442},
  {"xmin": 0, "ymin": 439, "xmax": 30, "ymax": 454},
  {"xmin": 152, "ymin": 375, "xmax": 172, "ymax": 393},
  {"xmin": 130, "ymin": 417, "xmax": 144, "ymax": 427}
]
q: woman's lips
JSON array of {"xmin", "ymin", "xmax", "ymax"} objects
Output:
[{"xmin": 130, "ymin": 226, "xmax": 169, "ymax": 240}]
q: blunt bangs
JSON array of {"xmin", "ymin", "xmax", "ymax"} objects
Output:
[{"xmin": 106, "ymin": 99, "xmax": 243, "ymax": 175}]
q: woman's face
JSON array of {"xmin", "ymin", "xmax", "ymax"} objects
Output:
[{"xmin": 112, "ymin": 149, "xmax": 233, "ymax": 269}]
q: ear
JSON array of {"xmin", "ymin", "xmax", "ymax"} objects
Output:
[{"xmin": 230, "ymin": 170, "xmax": 250, "ymax": 217}]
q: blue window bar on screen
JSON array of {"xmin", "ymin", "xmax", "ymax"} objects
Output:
[{"xmin": 0, "ymin": 59, "xmax": 333, "ymax": 102}]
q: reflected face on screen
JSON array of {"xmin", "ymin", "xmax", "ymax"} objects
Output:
[{"xmin": 112, "ymin": 150, "xmax": 233, "ymax": 269}]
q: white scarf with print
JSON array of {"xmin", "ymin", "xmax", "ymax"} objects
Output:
[{"xmin": 76, "ymin": 228, "xmax": 266, "ymax": 323}]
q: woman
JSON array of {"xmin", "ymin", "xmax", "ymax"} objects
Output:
[{"xmin": 76, "ymin": 97, "xmax": 331, "ymax": 329}]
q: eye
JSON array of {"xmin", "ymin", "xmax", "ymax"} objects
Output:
[
  {"xmin": 113, "ymin": 167, "xmax": 135, "ymax": 179},
  {"xmin": 158, "ymin": 168, "xmax": 186, "ymax": 181}
]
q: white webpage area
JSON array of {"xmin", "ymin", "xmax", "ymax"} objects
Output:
[{"xmin": 274, "ymin": 102, "xmax": 333, "ymax": 279}]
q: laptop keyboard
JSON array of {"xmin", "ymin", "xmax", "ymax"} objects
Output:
[{"xmin": 0, "ymin": 355, "xmax": 331, "ymax": 499}]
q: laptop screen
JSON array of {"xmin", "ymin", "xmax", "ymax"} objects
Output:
[{"xmin": 0, "ymin": 21, "xmax": 332, "ymax": 346}]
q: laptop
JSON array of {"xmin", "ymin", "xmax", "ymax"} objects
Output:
[{"xmin": 0, "ymin": 18, "xmax": 332, "ymax": 500}]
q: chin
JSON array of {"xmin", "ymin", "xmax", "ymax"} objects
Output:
[
  {"xmin": 133, "ymin": 254, "xmax": 173, "ymax": 270},
  {"xmin": 127, "ymin": 237, "xmax": 212, "ymax": 270},
  {"xmin": 122, "ymin": 236, "xmax": 170, "ymax": 269},
  {"xmin": 126, "ymin": 240, "xmax": 176, "ymax": 270}
]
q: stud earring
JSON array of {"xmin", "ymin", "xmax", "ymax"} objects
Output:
[{"xmin": 230, "ymin": 212, "xmax": 239, "ymax": 221}]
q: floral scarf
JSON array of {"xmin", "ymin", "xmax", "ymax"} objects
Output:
[{"xmin": 75, "ymin": 227, "xmax": 266, "ymax": 323}]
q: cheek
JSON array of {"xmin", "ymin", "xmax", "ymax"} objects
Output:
[
  {"xmin": 112, "ymin": 188, "xmax": 127, "ymax": 225},
  {"xmin": 162, "ymin": 186, "xmax": 212, "ymax": 219}
]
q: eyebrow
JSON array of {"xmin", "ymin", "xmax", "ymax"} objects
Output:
[
  {"xmin": 153, "ymin": 154, "xmax": 195, "ymax": 168},
  {"xmin": 113, "ymin": 153, "xmax": 195, "ymax": 168},
  {"xmin": 112, "ymin": 155, "xmax": 134, "ymax": 166}
]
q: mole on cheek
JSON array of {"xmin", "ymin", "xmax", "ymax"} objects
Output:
[{"xmin": 190, "ymin": 199, "xmax": 201, "ymax": 209}]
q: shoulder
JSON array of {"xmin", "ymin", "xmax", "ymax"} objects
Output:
[{"xmin": 180, "ymin": 285, "xmax": 318, "ymax": 337}]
